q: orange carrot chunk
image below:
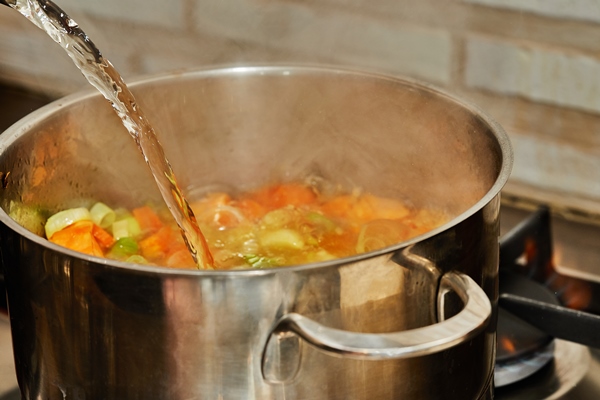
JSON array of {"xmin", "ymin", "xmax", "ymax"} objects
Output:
[
  {"xmin": 49, "ymin": 220, "xmax": 103, "ymax": 257},
  {"xmin": 92, "ymin": 224, "xmax": 116, "ymax": 250},
  {"xmin": 166, "ymin": 248, "xmax": 196, "ymax": 269},
  {"xmin": 139, "ymin": 226, "xmax": 177, "ymax": 262},
  {"xmin": 234, "ymin": 198, "xmax": 267, "ymax": 221},
  {"xmin": 250, "ymin": 183, "xmax": 317, "ymax": 210},
  {"xmin": 133, "ymin": 206, "xmax": 163, "ymax": 234},
  {"xmin": 270, "ymin": 183, "xmax": 317, "ymax": 208}
]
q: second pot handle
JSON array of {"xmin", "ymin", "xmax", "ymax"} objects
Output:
[{"xmin": 265, "ymin": 272, "xmax": 491, "ymax": 365}]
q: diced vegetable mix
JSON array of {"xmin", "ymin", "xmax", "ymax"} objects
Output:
[{"xmin": 39, "ymin": 182, "xmax": 448, "ymax": 269}]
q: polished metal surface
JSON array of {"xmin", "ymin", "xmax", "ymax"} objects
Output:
[
  {"xmin": 266, "ymin": 272, "xmax": 491, "ymax": 363},
  {"xmin": 495, "ymin": 340, "xmax": 590, "ymax": 400},
  {"xmin": 0, "ymin": 66, "xmax": 511, "ymax": 399},
  {"xmin": 495, "ymin": 341, "xmax": 556, "ymax": 387},
  {"xmin": 0, "ymin": 317, "xmax": 17, "ymax": 397}
]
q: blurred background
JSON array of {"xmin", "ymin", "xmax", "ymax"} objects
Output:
[{"xmin": 1, "ymin": 0, "xmax": 600, "ymax": 224}]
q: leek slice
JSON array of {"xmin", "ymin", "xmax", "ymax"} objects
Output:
[
  {"xmin": 112, "ymin": 217, "xmax": 141, "ymax": 240},
  {"xmin": 109, "ymin": 237, "xmax": 139, "ymax": 258},
  {"xmin": 90, "ymin": 202, "xmax": 116, "ymax": 229},
  {"xmin": 125, "ymin": 255, "xmax": 148, "ymax": 264},
  {"xmin": 44, "ymin": 207, "xmax": 92, "ymax": 239},
  {"xmin": 243, "ymin": 254, "xmax": 279, "ymax": 268},
  {"xmin": 259, "ymin": 229, "xmax": 305, "ymax": 249},
  {"xmin": 112, "ymin": 219, "xmax": 129, "ymax": 240}
]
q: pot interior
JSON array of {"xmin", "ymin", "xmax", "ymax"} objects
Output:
[{"xmin": 0, "ymin": 66, "xmax": 509, "ymax": 253}]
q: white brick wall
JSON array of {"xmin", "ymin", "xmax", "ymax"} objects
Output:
[
  {"xmin": 465, "ymin": 36, "xmax": 600, "ymax": 114},
  {"xmin": 511, "ymin": 131, "xmax": 600, "ymax": 199},
  {"xmin": 466, "ymin": 0, "xmax": 600, "ymax": 24},
  {"xmin": 56, "ymin": 0, "xmax": 186, "ymax": 30},
  {"xmin": 192, "ymin": 0, "xmax": 453, "ymax": 84},
  {"xmin": 0, "ymin": 11, "xmax": 86, "ymax": 94}
]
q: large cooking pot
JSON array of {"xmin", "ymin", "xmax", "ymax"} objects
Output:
[{"xmin": 0, "ymin": 65, "xmax": 511, "ymax": 399}]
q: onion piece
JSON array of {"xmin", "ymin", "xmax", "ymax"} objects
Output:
[
  {"xmin": 44, "ymin": 207, "xmax": 92, "ymax": 239},
  {"xmin": 112, "ymin": 217, "xmax": 141, "ymax": 240},
  {"xmin": 90, "ymin": 202, "xmax": 116, "ymax": 229},
  {"xmin": 214, "ymin": 205, "xmax": 246, "ymax": 227},
  {"xmin": 259, "ymin": 229, "xmax": 305, "ymax": 250},
  {"xmin": 355, "ymin": 219, "xmax": 410, "ymax": 253}
]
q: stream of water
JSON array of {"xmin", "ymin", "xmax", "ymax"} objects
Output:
[{"xmin": 2, "ymin": 0, "xmax": 214, "ymax": 269}]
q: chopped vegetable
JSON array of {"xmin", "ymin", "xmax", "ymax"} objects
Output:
[
  {"xmin": 109, "ymin": 237, "xmax": 139, "ymax": 259},
  {"xmin": 138, "ymin": 226, "xmax": 177, "ymax": 261},
  {"xmin": 356, "ymin": 219, "xmax": 410, "ymax": 253},
  {"xmin": 112, "ymin": 217, "xmax": 141, "ymax": 240},
  {"xmin": 45, "ymin": 207, "xmax": 91, "ymax": 239},
  {"xmin": 234, "ymin": 198, "xmax": 266, "ymax": 220},
  {"xmin": 166, "ymin": 249, "xmax": 196, "ymax": 269},
  {"xmin": 36, "ymin": 180, "xmax": 448, "ymax": 269},
  {"xmin": 125, "ymin": 255, "xmax": 148, "ymax": 264},
  {"xmin": 90, "ymin": 202, "xmax": 116, "ymax": 229},
  {"xmin": 133, "ymin": 206, "xmax": 163, "ymax": 234},
  {"xmin": 92, "ymin": 224, "xmax": 116, "ymax": 250},
  {"xmin": 49, "ymin": 220, "xmax": 103, "ymax": 257},
  {"xmin": 243, "ymin": 254, "xmax": 280, "ymax": 268},
  {"xmin": 259, "ymin": 229, "xmax": 305, "ymax": 250}
]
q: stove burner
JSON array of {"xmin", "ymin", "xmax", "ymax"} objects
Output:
[
  {"xmin": 495, "ymin": 340, "xmax": 555, "ymax": 387},
  {"xmin": 495, "ymin": 340, "xmax": 590, "ymax": 400},
  {"xmin": 496, "ymin": 206, "xmax": 600, "ymax": 389},
  {"xmin": 496, "ymin": 207, "xmax": 560, "ymax": 386}
]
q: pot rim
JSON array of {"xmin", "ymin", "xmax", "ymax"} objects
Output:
[{"xmin": 0, "ymin": 63, "xmax": 513, "ymax": 277}]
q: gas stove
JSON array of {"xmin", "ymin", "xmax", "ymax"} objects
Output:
[{"xmin": 493, "ymin": 205, "xmax": 600, "ymax": 399}]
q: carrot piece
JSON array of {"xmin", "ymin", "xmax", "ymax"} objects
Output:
[
  {"xmin": 92, "ymin": 224, "xmax": 116, "ymax": 250},
  {"xmin": 166, "ymin": 248, "xmax": 196, "ymax": 269},
  {"xmin": 190, "ymin": 192, "xmax": 233, "ymax": 225},
  {"xmin": 190, "ymin": 193, "xmax": 231, "ymax": 212},
  {"xmin": 138, "ymin": 226, "xmax": 177, "ymax": 262},
  {"xmin": 321, "ymin": 195, "xmax": 357, "ymax": 219},
  {"xmin": 360, "ymin": 194, "xmax": 410, "ymax": 220},
  {"xmin": 248, "ymin": 185, "xmax": 277, "ymax": 209},
  {"xmin": 319, "ymin": 229, "xmax": 358, "ymax": 258},
  {"xmin": 213, "ymin": 208, "xmax": 240, "ymax": 228},
  {"xmin": 250, "ymin": 183, "xmax": 317, "ymax": 210},
  {"xmin": 234, "ymin": 198, "xmax": 267, "ymax": 221},
  {"xmin": 133, "ymin": 206, "xmax": 163, "ymax": 234},
  {"xmin": 321, "ymin": 194, "xmax": 410, "ymax": 223},
  {"xmin": 271, "ymin": 183, "xmax": 317, "ymax": 208},
  {"xmin": 49, "ymin": 220, "xmax": 103, "ymax": 257}
]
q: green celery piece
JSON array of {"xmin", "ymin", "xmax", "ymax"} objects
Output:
[
  {"xmin": 109, "ymin": 237, "xmax": 139, "ymax": 259},
  {"xmin": 306, "ymin": 211, "xmax": 337, "ymax": 231},
  {"xmin": 125, "ymin": 216, "xmax": 141, "ymax": 237},
  {"xmin": 243, "ymin": 254, "xmax": 279, "ymax": 269},
  {"xmin": 125, "ymin": 254, "xmax": 148, "ymax": 264},
  {"xmin": 112, "ymin": 216, "xmax": 141, "ymax": 240}
]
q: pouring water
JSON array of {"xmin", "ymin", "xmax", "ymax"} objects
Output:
[{"xmin": 0, "ymin": 0, "xmax": 214, "ymax": 269}]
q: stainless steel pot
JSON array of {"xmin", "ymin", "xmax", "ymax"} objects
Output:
[{"xmin": 0, "ymin": 65, "xmax": 512, "ymax": 399}]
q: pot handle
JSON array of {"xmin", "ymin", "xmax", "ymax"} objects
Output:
[{"xmin": 263, "ymin": 271, "xmax": 490, "ymax": 380}]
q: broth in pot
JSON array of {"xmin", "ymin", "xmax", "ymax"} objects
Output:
[{"xmin": 27, "ymin": 180, "xmax": 448, "ymax": 269}]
